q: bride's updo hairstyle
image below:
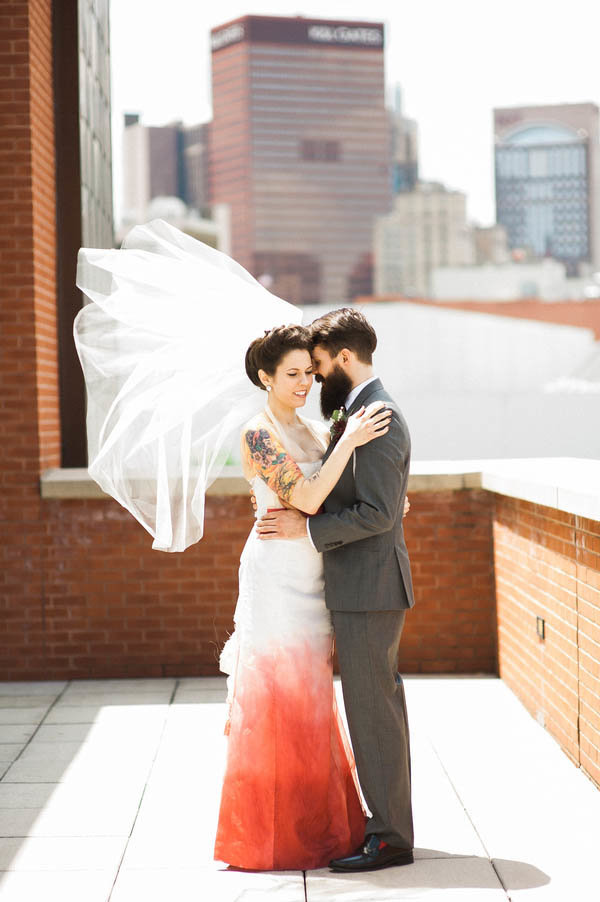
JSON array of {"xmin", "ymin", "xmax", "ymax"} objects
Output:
[{"xmin": 245, "ymin": 324, "xmax": 312, "ymax": 390}]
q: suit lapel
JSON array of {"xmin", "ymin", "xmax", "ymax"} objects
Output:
[
  {"xmin": 347, "ymin": 377, "xmax": 383, "ymax": 416},
  {"xmin": 322, "ymin": 378, "xmax": 384, "ymax": 464}
]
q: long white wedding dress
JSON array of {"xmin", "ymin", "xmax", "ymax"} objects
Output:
[
  {"xmin": 72, "ymin": 218, "xmax": 365, "ymax": 870},
  {"xmin": 214, "ymin": 414, "xmax": 366, "ymax": 871}
]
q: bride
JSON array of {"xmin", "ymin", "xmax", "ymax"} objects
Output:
[
  {"xmin": 214, "ymin": 323, "xmax": 391, "ymax": 871},
  {"xmin": 72, "ymin": 218, "xmax": 391, "ymax": 872}
]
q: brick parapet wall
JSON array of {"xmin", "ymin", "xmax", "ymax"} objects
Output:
[
  {"xmin": 0, "ymin": 488, "xmax": 497, "ymax": 682},
  {"xmin": 400, "ymin": 489, "xmax": 497, "ymax": 673},
  {"xmin": 493, "ymin": 497, "xmax": 600, "ymax": 789}
]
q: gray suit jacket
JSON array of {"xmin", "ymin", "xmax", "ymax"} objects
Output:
[{"xmin": 308, "ymin": 378, "xmax": 415, "ymax": 613}]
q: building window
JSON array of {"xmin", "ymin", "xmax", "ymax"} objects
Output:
[{"xmin": 300, "ymin": 139, "xmax": 341, "ymax": 162}]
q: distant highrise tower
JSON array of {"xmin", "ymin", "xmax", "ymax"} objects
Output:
[
  {"xmin": 494, "ymin": 102, "xmax": 600, "ymax": 276},
  {"xmin": 373, "ymin": 181, "xmax": 473, "ymax": 297},
  {"xmin": 209, "ymin": 15, "xmax": 392, "ymax": 305},
  {"xmin": 122, "ymin": 116, "xmax": 209, "ymax": 226},
  {"xmin": 389, "ymin": 84, "xmax": 418, "ymax": 194}
]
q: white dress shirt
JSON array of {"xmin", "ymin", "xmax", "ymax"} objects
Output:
[{"xmin": 306, "ymin": 375, "xmax": 378, "ymax": 547}]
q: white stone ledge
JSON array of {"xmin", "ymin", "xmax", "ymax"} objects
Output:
[
  {"xmin": 39, "ymin": 468, "xmax": 249, "ymax": 499},
  {"xmin": 40, "ymin": 456, "xmax": 600, "ymax": 522}
]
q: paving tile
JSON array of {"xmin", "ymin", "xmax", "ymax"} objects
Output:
[
  {"xmin": 0, "ymin": 802, "xmax": 137, "ymax": 838},
  {"xmin": 16, "ymin": 740, "xmax": 92, "ymax": 762},
  {"xmin": 0, "ymin": 746, "xmax": 24, "ymax": 765},
  {"xmin": 30, "ymin": 722, "xmax": 114, "ymax": 742},
  {"xmin": 112, "ymin": 864, "xmax": 305, "ymax": 902},
  {"xmin": 0, "ymin": 683, "xmax": 66, "ymax": 697},
  {"xmin": 492, "ymin": 857, "xmax": 578, "ymax": 901},
  {"xmin": 120, "ymin": 830, "xmax": 214, "ymax": 869},
  {"xmin": 33, "ymin": 720, "xmax": 165, "ymax": 746},
  {"xmin": 67, "ymin": 678, "xmax": 176, "ymax": 693},
  {"xmin": 0, "ymin": 835, "xmax": 127, "ymax": 870},
  {"xmin": 173, "ymin": 686, "xmax": 227, "ymax": 705},
  {"xmin": 0, "ymin": 725, "xmax": 36, "ymax": 744},
  {"xmin": 406, "ymin": 679, "xmax": 599, "ymax": 900},
  {"xmin": 53, "ymin": 691, "xmax": 172, "ymax": 706},
  {"xmin": 305, "ymin": 857, "xmax": 507, "ymax": 900},
  {"xmin": 0, "ymin": 781, "xmax": 141, "ymax": 812},
  {"xmin": 409, "ymin": 733, "xmax": 487, "ymax": 859},
  {"xmin": 0, "ymin": 675, "xmax": 597, "ymax": 901},
  {"xmin": 0, "ymin": 868, "xmax": 116, "ymax": 902},
  {"xmin": 1, "ymin": 756, "xmax": 151, "ymax": 785},
  {"xmin": 43, "ymin": 703, "xmax": 169, "ymax": 724},
  {"xmin": 176, "ymin": 677, "xmax": 227, "ymax": 688},
  {"xmin": 22, "ymin": 727, "xmax": 164, "ymax": 756},
  {"xmin": 0, "ymin": 708, "xmax": 49, "ymax": 725},
  {"xmin": 0, "ymin": 785, "xmax": 58, "ymax": 810},
  {"xmin": 0, "ymin": 697, "xmax": 58, "ymax": 709}
]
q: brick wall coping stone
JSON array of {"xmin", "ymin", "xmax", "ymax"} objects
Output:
[{"xmin": 40, "ymin": 457, "xmax": 599, "ymax": 520}]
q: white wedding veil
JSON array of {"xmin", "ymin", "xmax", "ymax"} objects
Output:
[{"xmin": 73, "ymin": 219, "xmax": 303, "ymax": 552}]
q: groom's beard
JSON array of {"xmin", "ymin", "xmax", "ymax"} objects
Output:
[{"xmin": 318, "ymin": 364, "xmax": 354, "ymax": 420}]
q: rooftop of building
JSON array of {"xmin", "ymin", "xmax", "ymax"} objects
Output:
[
  {"xmin": 1, "ymin": 674, "xmax": 598, "ymax": 899},
  {"xmin": 356, "ymin": 295, "xmax": 600, "ymax": 340}
]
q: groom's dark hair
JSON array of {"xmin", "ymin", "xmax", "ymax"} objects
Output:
[{"xmin": 309, "ymin": 308, "xmax": 377, "ymax": 365}]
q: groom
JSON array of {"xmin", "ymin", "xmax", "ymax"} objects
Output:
[{"xmin": 255, "ymin": 307, "xmax": 415, "ymax": 872}]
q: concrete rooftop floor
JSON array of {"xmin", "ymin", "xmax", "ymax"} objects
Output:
[{"xmin": 0, "ymin": 674, "xmax": 598, "ymax": 902}]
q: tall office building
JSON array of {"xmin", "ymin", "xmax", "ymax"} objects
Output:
[
  {"xmin": 494, "ymin": 102, "xmax": 600, "ymax": 276},
  {"xmin": 122, "ymin": 116, "xmax": 209, "ymax": 226},
  {"xmin": 209, "ymin": 15, "xmax": 391, "ymax": 305},
  {"xmin": 373, "ymin": 181, "xmax": 473, "ymax": 297},
  {"xmin": 389, "ymin": 84, "xmax": 418, "ymax": 194}
]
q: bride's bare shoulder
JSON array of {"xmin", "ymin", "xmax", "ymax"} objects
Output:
[{"xmin": 243, "ymin": 412, "xmax": 268, "ymax": 428}]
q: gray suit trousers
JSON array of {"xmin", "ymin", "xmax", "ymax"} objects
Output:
[{"xmin": 332, "ymin": 609, "xmax": 414, "ymax": 849}]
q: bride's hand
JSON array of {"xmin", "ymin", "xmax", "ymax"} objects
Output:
[{"xmin": 342, "ymin": 401, "xmax": 392, "ymax": 448}]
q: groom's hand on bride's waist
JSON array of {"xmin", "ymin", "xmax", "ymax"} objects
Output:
[{"xmin": 255, "ymin": 508, "xmax": 308, "ymax": 540}]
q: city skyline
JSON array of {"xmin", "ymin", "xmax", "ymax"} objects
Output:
[{"xmin": 110, "ymin": 0, "xmax": 600, "ymax": 229}]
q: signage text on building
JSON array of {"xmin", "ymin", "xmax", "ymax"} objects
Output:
[
  {"xmin": 211, "ymin": 23, "xmax": 245, "ymax": 51},
  {"xmin": 307, "ymin": 25, "xmax": 383, "ymax": 46}
]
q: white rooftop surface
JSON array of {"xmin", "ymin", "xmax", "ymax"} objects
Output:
[{"xmin": 0, "ymin": 675, "xmax": 598, "ymax": 901}]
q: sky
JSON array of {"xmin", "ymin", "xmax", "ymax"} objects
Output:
[{"xmin": 109, "ymin": 0, "xmax": 600, "ymax": 228}]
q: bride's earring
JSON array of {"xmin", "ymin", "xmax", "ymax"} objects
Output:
[{"xmin": 266, "ymin": 385, "xmax": 272, "ymax": 392}]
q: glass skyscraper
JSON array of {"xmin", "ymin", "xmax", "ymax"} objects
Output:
[{"xmin": 494, "ymin": 103, "xmax": 600, "ymax": 276}]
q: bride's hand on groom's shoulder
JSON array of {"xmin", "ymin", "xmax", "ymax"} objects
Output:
[
  {"xmin": 343, "ymin": 401, "xmax": 392, "ymax": 449},
  {"xmin": 404, "ymin": 496, "xmax": 410, "ymax": 518},
  {"xmin": 255, "ymin": 508, "xmax": 307, "ymax": 540}
]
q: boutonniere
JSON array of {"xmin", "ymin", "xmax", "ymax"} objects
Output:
[{"xmin": 329, "ymin": 407, "xmax": 348, "ymax": 445}]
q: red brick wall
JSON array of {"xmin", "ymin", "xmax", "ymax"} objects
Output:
[
  {"xmin": 494, "ymin": 497, "xmax": 600, "ymax": 789},
  {"xmin": 1, "ymin": 488, "xmax": 498, "ymax": 681},
  {"xmin": 401, "ymin": 489, "xmax": 497, "ymax": 673},
  {"xmin": 0, "ymin": 0, "xmax": 59, "ymax": 678},
  {"xmin": 2, "ymin": 495, "xmax": 254, "ymax": 681},
  {"xmin": 29, "ymin": 0, "xmax": 60, "ymax": 471}
]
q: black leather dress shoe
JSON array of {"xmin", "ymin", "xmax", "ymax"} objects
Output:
[{"xmin": 329, "ymin": 834, "xmax": 414, "ymax": 872}]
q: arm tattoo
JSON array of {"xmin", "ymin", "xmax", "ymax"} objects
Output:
[{"xmin": 245, "ymin": 428, "xmax": 304, "ymax": 503}]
